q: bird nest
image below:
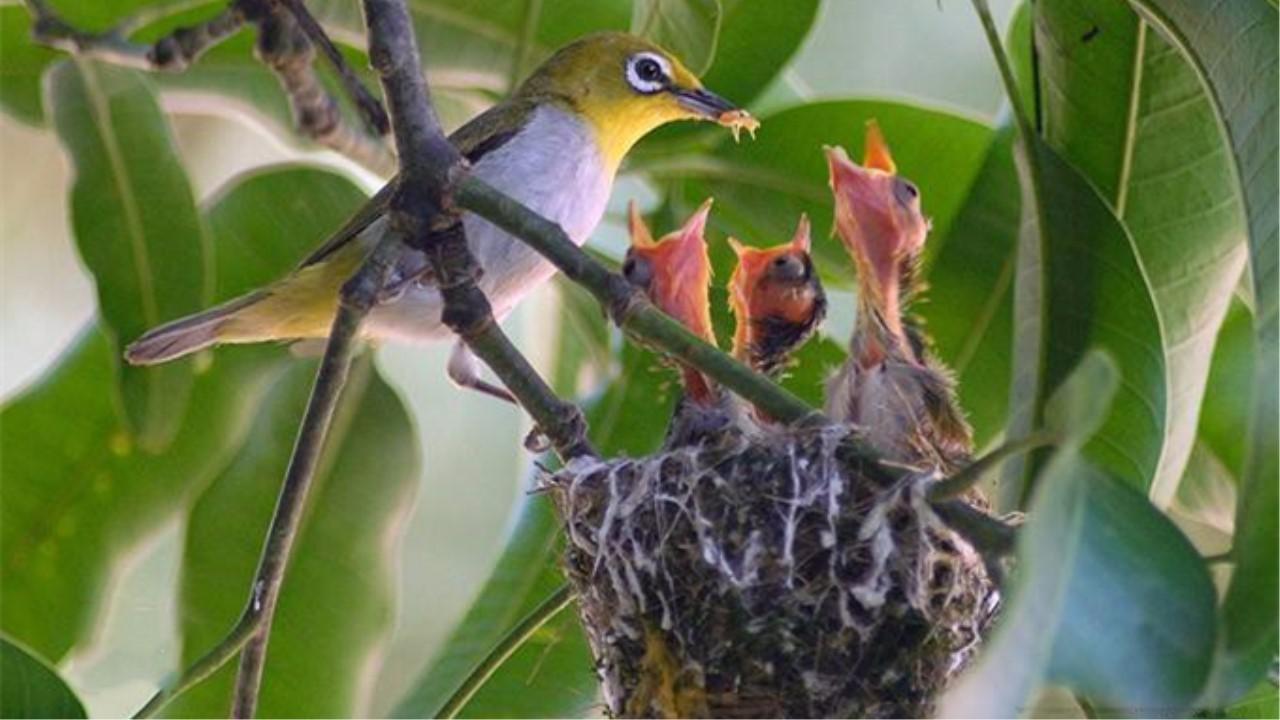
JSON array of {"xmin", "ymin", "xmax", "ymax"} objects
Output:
[{"xmin": 542, "ymin": 424, "xmax": 997, "ymax": 718}]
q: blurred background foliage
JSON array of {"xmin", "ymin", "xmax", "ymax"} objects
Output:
[{"xmin": 0, "ymin": 0, "xmax": 1275, "ymax": 718}]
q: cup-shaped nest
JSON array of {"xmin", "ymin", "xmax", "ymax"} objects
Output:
[{"xmin": 544, "ymin": 425, "xmax": 997, "ymax": 718}]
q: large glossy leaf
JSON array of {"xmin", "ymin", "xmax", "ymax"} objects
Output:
[
  {"xmin": 922, "ymin": 125, "xmax": 1018, "ymax": 446},
  {"xmin": 389, "ymin": 497, "xmax": 592, "ymax": 718},
  {"xmin": 1035, "ymin": 0, "xmax": 1249, "ymax": 506},
  {"xmin": 940, "ymin": 351, "xmax": 1218, "ymax": 718},
  {"xmin": 1115, "ymin": 0, "xmax": 1280, "ymax": 703},
  {"xmin": 0, "ymin": 165, "xmax": 365, "ymax": 664},
  {"xmin": 162, "ymin": 356, "xmax": 419, "ymax": 717},
  {"xmin": 631, "ymin": 0, "xmax": 721, "ymax": 76},
  {"xmin": 998, "ymin": 134, "xmax": 1166, "ymax": 508},
  {"xmin": 0, "ymin": 637, "xmax": 87, "ymax": 719},
  {"xmin": 656, "ymin": 100, "xmax": 995, "ymax": 290},
  {"xmin": 0, "ymin": 7, "xmax": 59, "ymax": 124},
  {"xmin": 48, "ymin": 59, "xmax": 210, "ymax": 449},
  {"xmin": 0, "ymin": 327, "xmax": 288, "ymax": 663},
  {"xmin": 1196, "ymin": 299, "xmax": 1256, "ymax": 480}
]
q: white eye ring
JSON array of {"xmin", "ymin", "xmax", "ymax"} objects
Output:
[{"xmin": 626, "ymin": 51, "xmax": 672, "ymax": 94}]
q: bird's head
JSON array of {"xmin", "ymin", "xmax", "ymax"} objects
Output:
[
  {"xmin": 825, "ymin": 120, "xmax": 928, "ymax": 351},
  {"xmin": 727, "ymin": 215, "xmax": 827, "ymax": 373},
  {"xmin": 624, "ymin": 199, "xmax": 717, "ymax": 404},
  {"xmin": 520, "ymin": 32, "xmax": 758, "ymax": 171}
]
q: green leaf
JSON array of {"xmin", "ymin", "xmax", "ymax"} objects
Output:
[
  {"xmin": 0, "ymin": 7, "xmax": 59, "ymax": 124},
  {"xmin": 0, "ymin": 326, "xmax": 288, "ymax": 663},
  {"xmin": 1169, "ymin": 441, "xmax": 1238, "ymax": 547},
  {"xmin": 999, "ymin": 134, "xmax": 1166, "ymax": 508},
  {"xmin": 939, "ymin": 352, "xmax": 1217, "ymax": 717},
  {"xmin": 162, "ymin": 356, "xmax": 419, "ymax": 717},
  {"xmin": 918, "ymin": 8, "xmax": 1033, "ymax": 447},
  {"xmin": 1197, "ymin": 299, "xmax": 1256, "ymax": 480},
  {"xmin": 922, "ymin": 125, "xmax": 1018, "ymax": 446},
  {"xmin": 687, "ymin": 0, "xmax": 817, "ymax": 109},
  {"xmin": 390, "ymin": 498, "xmax": 592, "ymax": 718},
  {"xmin": 0, "ymin": 165, "xmax": 365, "ymax": 664},
  {"xmin": 0, "ymin": 637, "xmax": 87, "ymax": 719},
  {"xmin": 1224, "ymin": 680, "xmax": 1280, "ymax": 719},
  {"xmin": 659, "ymin": 100, "xmax": 995, "ymax": 291},
  {"xmin": 631, "ymin": 0, "xmax": 721, "ymax": 76},
  {"xmin": 1042, "ymin": 349, "xmax": 1120, "ymax": 446},
  {"xmin": 1115, "ymin": 0, "xmax": 1278, "ymax": 701},
  {"xmin": 47, "ymin": 59, "xmax": 210, "ymax": 450},
  {"xmin": 1035, "ymin": 0, "xmax": 1249, "ymax": 507}
]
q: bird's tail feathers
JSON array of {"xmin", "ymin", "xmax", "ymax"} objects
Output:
[{"xmin": 124, "ymin": 291, "xmax": 268, "ymax": 365}]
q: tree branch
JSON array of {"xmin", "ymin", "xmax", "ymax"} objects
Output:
[
  {"xmin": 226, "ymin": 236, "xmax": 405, "ymax": 719},
  {"xmin": 361, "ymin": 0, "xmax": 593, "ymax": 460},
  {"xmin": 455, "ymin": 179, "xmax": 822, "ymax": 426},
  {"xmin": 276, "ymin": 0, "xmax": 390, "ymax": 136},
  {"xmin": 25, "ymin": 0, "xmax": 394, "ymax": 174}
]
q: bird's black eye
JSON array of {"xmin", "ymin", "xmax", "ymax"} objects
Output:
[
  {"xmin": 623, "ymin": 253, "xmax": 653, "ymax": 289},
  {"xmin": 626, "ymin": 52, "xmax": 670, "ymax": 94},
  {"xmin": 638, "ymin": 58, "xmax": 662, "ymax": 81},
  {"xmin": 893, "ymin": 178, "xmax": 919, "ymax": 207}
]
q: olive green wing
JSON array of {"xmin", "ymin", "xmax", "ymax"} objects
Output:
[{"xmin": 297, "ymin": 99, "xmax": 537, "ymax": 269}]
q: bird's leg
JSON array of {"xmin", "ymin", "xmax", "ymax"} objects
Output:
[
  {"xmin": 447, "ymin": 341, "xmax": 516, "ymax": 404},
  {"xmin": 446, "ymin": 342, "xmax": 552, "ymax": 452}
]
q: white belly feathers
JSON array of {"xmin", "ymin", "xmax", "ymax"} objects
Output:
[{"xmin": 367, "ymin": 105, "xmax": 611, "ymax": 341}]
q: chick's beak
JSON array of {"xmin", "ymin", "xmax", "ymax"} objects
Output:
[
  {"xmin": 661, "ymin": 200, "xmax": 715, "ymax": 342},
  {"xmin": 628, "ymin": 200, "xmax": 715, "ymax": 345},
  {"xmin": 824, "ymin": 144, "xmax": 901, "ymax": 308}
]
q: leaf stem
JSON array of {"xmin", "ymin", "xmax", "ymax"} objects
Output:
[
  {"xmin": 437, "ymin": 585, "xmax": 576, "ymax": 718},
  {"xmin": 928, "ymin": 432, "xmax": 1057, "ymax": 502},
  {"xmin": 970, "ymin": 0, "xmax": 1035, "ymax": 141}
]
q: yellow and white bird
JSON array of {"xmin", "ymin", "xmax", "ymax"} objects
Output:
[{"xmin": 126, "ymin": 32, "xmax": 756, "ymax": 399}]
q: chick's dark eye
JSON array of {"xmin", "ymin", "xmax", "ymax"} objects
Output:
[
  {"xmin": 768, "ymin": 254, "xmax": 807, "ymax": 282},
  {"xmin": 623, "ymin": 254, "xmax": 653, "ymax": 288},
  {"xmin": 893, "ymin": 178, "xmax": 919, "ymax": 206}
]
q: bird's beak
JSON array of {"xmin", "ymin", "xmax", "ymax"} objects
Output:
[
  {"xmin": 672, "ymin": 86, "xmax": 737, "ymax": 119},
  {"xmin": 672, "ymin": 86, "xmax": 760, "ymax": 138}
]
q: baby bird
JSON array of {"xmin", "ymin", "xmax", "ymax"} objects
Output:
[
  {"xmin": 623, "ymin": 200, "xmax": 732, "ymax": 448},
  {"xmin": 727, "ymin": 215, "xmax": 827, "ymax": 377},
  {"xmin": 823, "ymin": 121, "xmax": 972, "ymax": 472}
]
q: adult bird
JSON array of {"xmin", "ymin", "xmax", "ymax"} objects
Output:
[
  {"xmin": 727, "ymin": 215, "xmax": 827, "ymax": 377},
  {"xmin": 126, "ymin": 32, "xmax": 756, "ymax": 401},
  {"xmin": 622, "ymin": 200, "xmax": 732, "ymax": 448},
  {"xmin": 823, "ymin": 121, "xmax": 972, "ymax": 472}
]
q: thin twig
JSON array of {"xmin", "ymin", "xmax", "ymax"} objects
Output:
[
  {"xmin": 437, "ymin": 585, "xmax": 575, "ymax": 718},
  {"xmin": 927, "ymin": 432, "xmax": 1057, "ymax": 502},
  {"xmin": 275, "ymin": 0, "xmax": 391, "ymax": 136},
  {"xmin": 26, "ymin": 0, "xmax": 246, "ymax": 71},
  {"xmin": 25, "ymin": 0, "xmax": 394, "ymax": 174},
  {"xmin": 227, "ymin": 236, "xmax": 404, "ymax": 719},
  {"xmin": 242, "ymin": 0, "xmax": 395, "ymax": 174}
]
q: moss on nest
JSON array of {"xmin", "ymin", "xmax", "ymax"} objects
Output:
[{"xmin": 545, "ymin": 425, "xmax": 998, "ymax": 718}]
